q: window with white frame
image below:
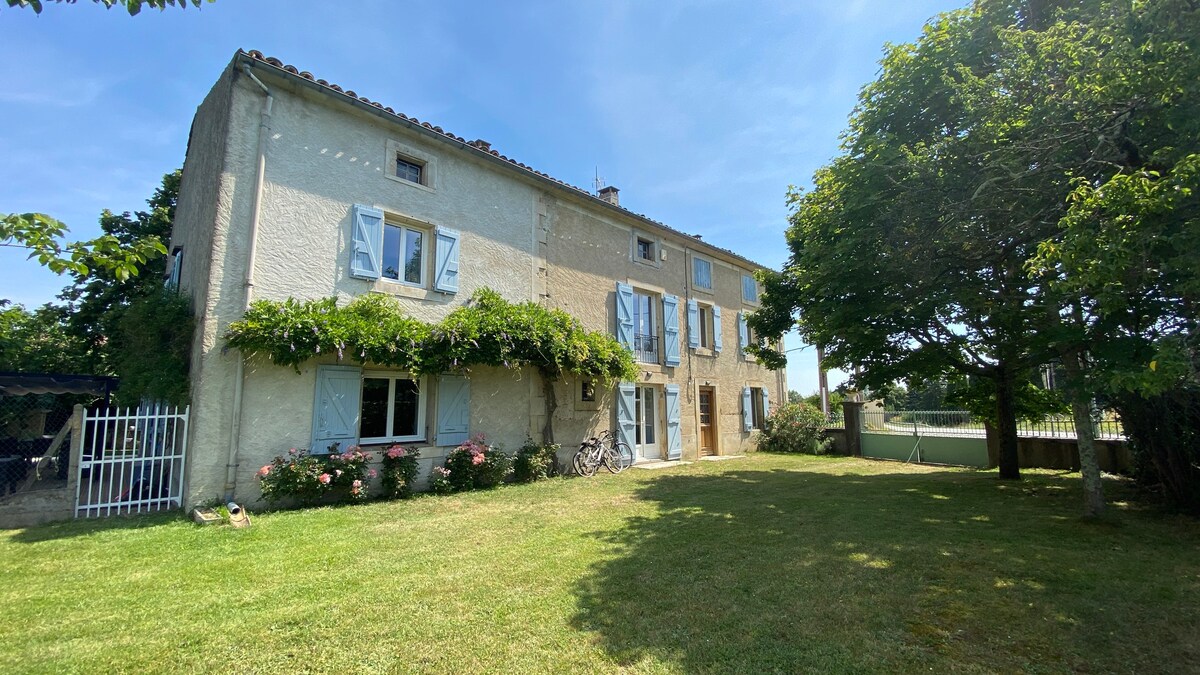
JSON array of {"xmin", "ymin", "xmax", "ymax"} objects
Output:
[
  {"xmin": 742, "ymin": 274, "xmax": 758, "ymax": 303},
  {"xmin": 359, "ymin": 373, "xmax": 426, "ymax": 443},
  {"xmin": 692, "ymin": 257, "xmax": 713, "ymax": 290},
  {"xmin": 382, "ymin": 222, "xmax": 428, "ymax": 286}
]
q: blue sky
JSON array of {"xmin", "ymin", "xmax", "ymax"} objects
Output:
[{"xmin": 0, "ymin": 0, "xmax": 964, "ymax": 396}]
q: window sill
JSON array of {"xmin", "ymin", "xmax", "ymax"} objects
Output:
[
  {"xmin": 692, "ymin": 347, "xmax": 716, "ymax": 357},
  {"xmin": 384, "ymin": 173, "xmax": 436, "ymax": 194},
  {"xmin": 691, "ymin": 286, "xmax": 714, "ymax": 297},
  {"xmin": 633, "ymin": 257, "xmax": 661, "ymax": 269},
  {"xmin": 359, "ymin": 438, "xmax": 427, "ymax": 448},
  {"xmin": 370, "ymin": 280, "xmax": 446, "ymax": 302}
]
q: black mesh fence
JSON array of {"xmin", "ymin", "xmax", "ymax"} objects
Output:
[{"xmin": 0, "ymin": 393, "xmax": 86, "ymax": 496}]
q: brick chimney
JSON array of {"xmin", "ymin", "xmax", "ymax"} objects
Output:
[{"xmin": 598, "ymin": 185, "xmax": 620, "ymax": 206}]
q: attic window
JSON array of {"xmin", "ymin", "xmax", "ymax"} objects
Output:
[
  {"xmin": 385, "ymin": 139, "xmax": 437, "ymax": 191},
  {"xmin": 637, "ymin": 237, "xmax": 654, "ymax": 262},
  {"xmin": 396, "ymin": 156, "xmax": 424, "ymax": 185}
]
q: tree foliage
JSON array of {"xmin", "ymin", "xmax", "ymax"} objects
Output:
[
  {"xmin": 57, "ymin": 170, "xmax": 180, "ymax": 373},
  {"xmin": 1, "ymin": 212, "xmax": 165, "ymax": 282},
  {"xmin": 4, "ymin": 0, "xmax": 212, "ymax": 15},
  {"xmin": 0, "ymin": 302, "xmax": 89, "ymax": 374},
  {"xmin": 1, "ymin": 171, "xmax": 192, "ymax": 406},
  {"xmin": 753, "ymin": 0, "xmax": 1199, "ymax": 489}
]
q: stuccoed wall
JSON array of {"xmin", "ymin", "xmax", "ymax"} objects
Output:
[
  {"xmin": 175, "ymin": 64, "xmax": 540, "ymax": 505},
  {"xmin": 175, "ymin": 56, "xmax": 786, "ymax": 505},
  {"xmin": 234, "ymin": 359, "xmax": 534, "ymax": 504},
  {"xmin": 540, "ymin": 193, "xmax": 786, "ymax": 460}
]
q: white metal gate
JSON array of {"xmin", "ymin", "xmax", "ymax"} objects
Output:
[{"xmin": 75, "ymin": 404, "xmax": 189, "ymax": 518}]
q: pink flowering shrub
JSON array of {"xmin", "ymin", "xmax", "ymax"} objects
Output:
[
  {"xmin": 381, "ymin": 444, "xmax": 421, "ymax": 499},
  {"xmin": 256, "ymin": 444, "xmax": 374, "ymax": 505},
  {"xmin": 429, "ymin": 466, "xmax": 454, "ymax": 495},
  {"xmin": 442, "ymin": 434, "xmax": 512, "ymax": 492},
  {"xmin": 256, "ymin": 448, "xmax": 329, "ymax": 504},
  {"xmin": 326, "ymin": 445, "xmax": 374, "ymax": 501}
]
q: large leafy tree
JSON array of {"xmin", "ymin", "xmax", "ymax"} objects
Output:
[
  {"xmin": 752, "ymin": 0, "xmax": 1198, "ymax": 505},
  {"xmin": 2, "ymin": 171, "xmax": 192, "ymax": 405},
  {"xmin": 57, "ymin": 170, "xmax": 180, "ymax": 373}
]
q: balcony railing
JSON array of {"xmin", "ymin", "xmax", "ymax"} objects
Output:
[{"xmin": 634, "ymin": 334, "xmax": 659, "ymax": 364}]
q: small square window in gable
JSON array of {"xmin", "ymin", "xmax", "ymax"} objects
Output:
[
  {"xmin": 396, "ymin": 156, "xmax": 423, "ymax": 184},
  {"xmin": 385, "ymin": 139, "xmax": 437, "ymax": 192},
  {"xmin": 632, "ymin": 230, "xmax": 661, "ymax": 267}
]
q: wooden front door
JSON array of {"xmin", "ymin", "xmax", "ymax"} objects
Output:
[{"xmin": 698, "ymin": 387, "xmax": 716, "ymax": 456}]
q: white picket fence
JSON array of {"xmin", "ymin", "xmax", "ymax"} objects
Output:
[{"xmin": 75, "ymin": 404, "xmax": 189, "ymax": 518}]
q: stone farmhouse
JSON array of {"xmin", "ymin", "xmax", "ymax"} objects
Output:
[{"xmin": 171, "ymin": 50, "xmax": 786, "ymax": 505}]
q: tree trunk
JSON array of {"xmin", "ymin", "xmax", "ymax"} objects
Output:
[
  {"xmin": 1062, "ymin": 351, "xmax": 1105, "ymax": 518},
  {"xmin": 994, "ymin": 366, "xmax": 1021, "ymax": 480},
  {"xmin": 541, "ymin": 374, "xmax": 557, "ymax": 445}
]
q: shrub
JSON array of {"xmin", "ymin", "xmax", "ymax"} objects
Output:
[
  {"xmin": 442, "ymin": 434, "xmax": 512, "ymax": 492},
  {"xmin": 256, "ymin": 445, "xmax": 375, "ymax": 505},
  {"xmin": 513, "ymin": 439, "xmax": 560, "ymax": 483},
  {"xmin": 380, "ymin": 444, "xmax": 421, "ymax": 499},
  {"xmin": 757, "ymin": 403, "xmax": 833, "ymax": 454},
  {"xmin": 326, "ymin": 445, "xmax": 375, "ymax": 501},
  {"xmin": 429, "ymin": 466, "xmax": 454, "ymax": 495}
]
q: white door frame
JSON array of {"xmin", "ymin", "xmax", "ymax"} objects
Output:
[{"xmin": 634, "ymin": 385, "xmax": 661, "ymax": 461}]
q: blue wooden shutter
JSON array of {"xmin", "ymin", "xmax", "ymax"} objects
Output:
[
  {"xmin": 738, "ymin": 311, "xmax": 749, "ymax": 355},
  {"xmin": 713, "ymin": 306, "xmax": 723, "ymax": 353},
  {"xmin": 350, "ymin": 204, "xmax": 383, "ymax": 280},
  {"xmin": 760, "ymin": 387, "xmax": 770, "ymax": 419},
  {"xmin": 434, "ymin": 226, "xmax": 460, "ymax": 293},
  {"xmin": 662, "ymin": 294, "xmax": 681, "ymax": 366},
  {"xmin": 436, "ymin": 374, "xmax": 470, "ymax": 446},
  {"xmin": 617, "ymin": 383, "xmax": 636, "ymax": 452},
  {"xmin": 615, "ymin": 282, "xmax": 634, "ymax": 351},
  {"xmin": 686, "ymin": 299, "xmax": 700, "ymax": 349},
  {"xmin": 741, "ymin": 386, "xmax": 753, "ymax": 432},
  {"xmin": 312, "ymin": 365, "xmax": 362, "ymax": 453},
  {"xmin": 665, "ymin": 384, "xmax": 682, "ymax": 460}
]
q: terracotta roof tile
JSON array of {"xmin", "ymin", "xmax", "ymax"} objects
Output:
[{"xmin": 236, "ymin": 49, "xmax": 766, "ymax": 269}]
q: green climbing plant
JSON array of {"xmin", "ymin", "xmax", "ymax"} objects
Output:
[{"xmin": 225, "ymin": 288, "xmax": 637, "ymax": 382}]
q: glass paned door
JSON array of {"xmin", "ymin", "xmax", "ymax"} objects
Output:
[{"xmin": 635, "ymin": 386, "xmax": 660, "ymax": 461}]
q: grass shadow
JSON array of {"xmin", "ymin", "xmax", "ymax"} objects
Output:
[
  {"xmin": 5, "ymin": 510, "xmax": 185, "ymax": 543},
  {"xmin": 570, "ymin": 465, "xmax": 1200, "ymax": 672}
]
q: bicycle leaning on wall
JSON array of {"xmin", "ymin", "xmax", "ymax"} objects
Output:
[{"xmin": 573, "ymin": 430, "xmax": 633, "ymax": 477}]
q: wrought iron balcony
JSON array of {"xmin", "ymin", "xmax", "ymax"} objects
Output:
[{"xmin": 634, "ymin": 333, "xmax": 659, "ymax": 364}]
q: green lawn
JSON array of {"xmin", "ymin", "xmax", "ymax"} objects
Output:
[{"xmin": 2, "ymin": 454, "xmax": 1197, "ymax": 673}]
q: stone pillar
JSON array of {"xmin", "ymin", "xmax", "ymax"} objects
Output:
[
  {"xmin": 62, "ymin": 404, "xmax": 85, "ymax": 518},
  {"xmin": 842, "ymin": 400, "xmax": 865, "ymax": 457}
]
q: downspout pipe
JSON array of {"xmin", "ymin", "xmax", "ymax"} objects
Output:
[{"xmin": 224, "ymin": 64, "xmax": 273, "ymax": 501}]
